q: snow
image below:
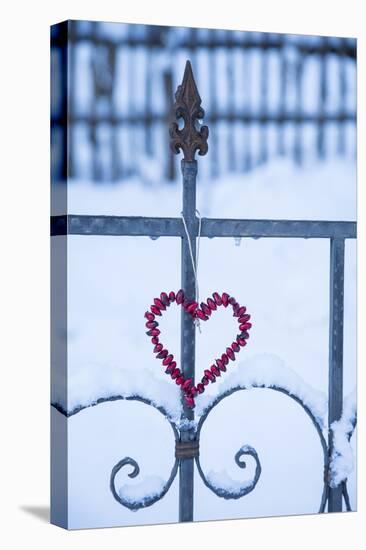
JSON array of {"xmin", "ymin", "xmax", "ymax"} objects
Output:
[
  {"xmin": 117, "ymin": 475, "xmax": 166, "ymax": 507},
  {"xmin": 65, "ymin": 157, "xmax": 356, "ymax": 221},
  {"xmin": 52, "ymin": 362, "xmax": 182, "ymax": 421},
  {"xmin": 207, "ymin": 466, "xmax": 254, "ymax": 495},
  {"xmin": 195, "ymin": 354, "xmax": 328, "ymax": 429},
  {"xmin": 329, "ymin": 388, "xmax": 357, "ymax": 488},
  {"xmin": 52, "ymin": 353, "xmax": 328, "ymax": 431}
]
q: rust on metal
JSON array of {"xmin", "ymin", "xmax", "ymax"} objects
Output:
[
  {"xmin": 175, "ymin": 439, "xmax": 200, "ymax": 459},
  {"xmin": 169, "ymin": 60, "xmax": 209, "ymax": 162}
]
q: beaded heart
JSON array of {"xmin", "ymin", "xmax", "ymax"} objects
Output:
[{"xmin": 145, "ymin": 290, "xmax": 252, "ymax": 408}]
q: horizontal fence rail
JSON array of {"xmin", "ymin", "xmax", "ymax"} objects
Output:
[{"xmin": 51, "ymin": 214, "xmax": 356, "ymax": 239}]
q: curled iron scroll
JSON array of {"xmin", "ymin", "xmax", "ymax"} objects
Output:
[
  {"xmin": 195, "ymin": 444, "xmax": 262, "ymax": 499},
  {"xmin": 195, "ymin": 384, "xmax": 329, "ymax": 512},
  {"xmin": 52, "ymin": 384, "xmax": 355, "ymax": 513},
  {"xmin": 52, "ymin": 394, "xmax": 180, "ymax": 511},
  {"xmin": 110, "ymin": 455, "xmax": 179, "ymax": 510}
]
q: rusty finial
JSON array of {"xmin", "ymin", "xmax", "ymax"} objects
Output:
[{"xmin": 169, "ymin": 60, "xmax": 209, "ymax": 162}]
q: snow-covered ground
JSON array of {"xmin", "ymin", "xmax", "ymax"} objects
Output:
[{"xmin": 51, "ymin": 157, "xmax": 356, "ymax": 528}]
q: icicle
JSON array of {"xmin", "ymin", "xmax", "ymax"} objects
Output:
[{"xmin": 234, "ymin": 237, "xmax": 242, "ymax": 247}]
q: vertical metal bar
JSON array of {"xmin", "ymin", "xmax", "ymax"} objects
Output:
[
  {"xmin": 209, "ymin": 31, "xmax": 218, "ymax": 178},
  {"xmin": 277, "ymin": 34, "xmax": 286, "ymax": 157},
  {"xmin": 68, "ymin": 21, "xmax": 76, "ymax": 179},
  {"xmin": 90, "ymin": 22, "xmax": 99, "ymax": 182},
  {"xmin": 317, "ymin": 37, "xmax": 327, "ymax": 159},
  {"xmin": 179, "ymin": 159, "xmax": 197, "ymax": 522},
  {"xmin": 108, "ymin": 43, "xmax": 118, "ymax": 181},
  {"xmin": 259, "ymin": 34, "xmax": 268, "ymax": 165},
  {"xmin": 163, "ymin": 70, "xmax": 175, "ymax": 181},
  {"xmin": 226, "ymin": 33, "xmax": 236, "ymax": 172},
  {"xmin": 294, "ymin": 56, "xmax": 303, "ymax": 166},
  {"xmin": 145, "ymin": 25, "xmax": 153, "ymax": 157},
  {"xmin": 170, "ymin": 59, "xmax": 208, "ymax": 523},
  {"xmin": 338, "ymin": 39, "xmax": 347, "ymax": 156},
  {"xmin": 328, "ymin": 237, "xmax": 345, "ymax": 512}
]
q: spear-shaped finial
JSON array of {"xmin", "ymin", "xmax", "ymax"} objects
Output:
[{"xmin": 169, "ymin": 60, "xmax": 209, "ymax": 162}]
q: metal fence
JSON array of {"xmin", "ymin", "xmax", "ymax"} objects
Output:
[
  {"xmin": 50, "ymin": 21, "xmax": 356, "ymax": 183},
  {"xmin": 51, "ymin": 49, "xmax": 357, "ymax": 522}
]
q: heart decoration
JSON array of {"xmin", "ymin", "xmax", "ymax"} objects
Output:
[{"xmin": 145, "ymin": 290, "xmax": 252, "ymax": 408}]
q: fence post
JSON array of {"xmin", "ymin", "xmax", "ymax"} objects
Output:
[
  {"xmin": 169, "ymin": 60, "xmax": 209, "ymax": 522},
  {"xmin": 328, "ymin": 237, "xmax": 345, "ymax": 512},
  {"xmin": 179, "ymin": 159, "xmax": 197, "ymax": 522}
]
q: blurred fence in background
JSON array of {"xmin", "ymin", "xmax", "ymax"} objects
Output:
[{"xmin": 51, "ymin": 20, "xmax": 356, "ymax": 184}]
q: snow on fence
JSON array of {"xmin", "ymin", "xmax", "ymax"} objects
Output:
[
  {"xmin": 51, "ymin": 53, "xmax": 357, "ymax": 521},
  {"xmin": 50, "ymin": 21, "xmax": 356, "ymax": 183}
]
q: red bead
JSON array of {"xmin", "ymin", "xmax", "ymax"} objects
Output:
[
  {"xmin": 154, "ymin": 298, "xmax": 166, "ymax": 311},
  {"xmin": 182, "ymin": 378, "xmax": 193, "ymax": 391},
  {"xmin": 228, "ymin": 297, "xmax": 237, "ymax": 305},
  {"xmin": 150, "ymin": 305, "xmax": 162, "ymax": 316},
  {"xmin": 197, "ymin": 383, "xmax": 205, "ymax": 394},
  {"xmin": 216, "ymin": 359, "xmax": 226, "ymax": 372},
  {"xmin": 160, "ymin": 292, "xmax": 169, "ymax": 306},
  {"xmin": 146, "ymin": 320, "xmax": 158, "ymax": 329},
  {"xmin": 190, "ymin": 386, "xmax": 198, "ymax": 397},
  {"xmin": 201, "ymin": 302, "xmax": 212, "ymax": 316},
  {"xmin": 154, "ymin": 343, "xmax": 163, "ymax": 353},
  {"xmin": 165, "ymin": 363, "xmax": 175, "ymax": 374},
  {"xmin": 169, "ymin": 291, "xmax": 176, "ymax": 302},
  {"xmin": 162, "ymin": 354, "xmax": 174, "ymax": 366},
  {"xmin": 204, "ymin": 369, "xmax": 216, "ymax": 382},
  {"xmin": 151, "ymin": 336, "xmax": 159, "ymax": 345},
  {"xmin": 234, "ymin": 306, "xmax": 247, "ymax": 318},
  {"xmin": 207, "ymin": 298, "xmax": 217, "ymax": 311},
  {"xmin": 156, "ymin": 349, "xmax": 168, "ymax": 359},
  {"xmin": 211, "ymin": 365, "xmax": 221, "ymax": 377},
  {"xmin": 145, "ymin": 311, "xmax": 155, "ymax": 321},
  {"xmin": 176, "ymin": 289, "xmax": 184, "ymax": 304},
  {"xmin": 221, "ymin": 353, "xmax": 229, "ymax": 366},
  {"xmin": 147, "ymin": 328, "xmax": 160, "ymax": 337},
  {"xmin": 240, "ymin": 330, "xmax": 250, "ymax": 340},
  {"xmin": 213, "ymin": 292, "xmax": 222, "ymax": 306},
  {"xmin": 226, "ymin": 347, "xmax": 235, "ymax": 361},
  {"xmin": 221, "ymin": 293, "xmax": 230, "ymax": 307},
  {"xmin": 184, "ymin": 395, "xmax": 195, "ymax": 408},
  {"xmin": 232, "ymin": 303, "xmax": 240, "ymax": 316},
  {"xmin": 237, "ymin": 337, "xmax": 247, "ymax": 347},
  {"xmin": 238, "ymin": 314, "xmax": 251, "ymax": 324},
  {"xmin": 239, "ymin": 322, "xmax": 252, "ymax": 331},
  {"xmin": 196, "ymin": 309, "xmax": 209, "ymax": 321},
  {"xmin": 201, "ymin": 376, "xmax": 210, "ymax": 386},
  {"xmin": 171, "ymin": 368, "xmax": 181, "ymax": 379},
  {"xmin": 186, "ymin": 301, "xmax": 198, "ymax": 314},
  {"xmin": 231, "ymin": 341, "xmax": 240, "ymax": 352},
  {"xmin": 176, "ymin": 376, "xmax": 185, "ymax": 385}
]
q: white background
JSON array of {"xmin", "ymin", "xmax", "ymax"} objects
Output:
[{"xmin": 0, "ymin": 0, "xmax": 364, "ymax": 548}]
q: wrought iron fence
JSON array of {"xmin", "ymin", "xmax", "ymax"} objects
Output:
[
  {"xmin": 50, "ymin": 21, "xmax": 357, "ymax": 183},
  {"xmin": 51, "ymin": 57, "xmax": 357, "ymax": 521}
]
